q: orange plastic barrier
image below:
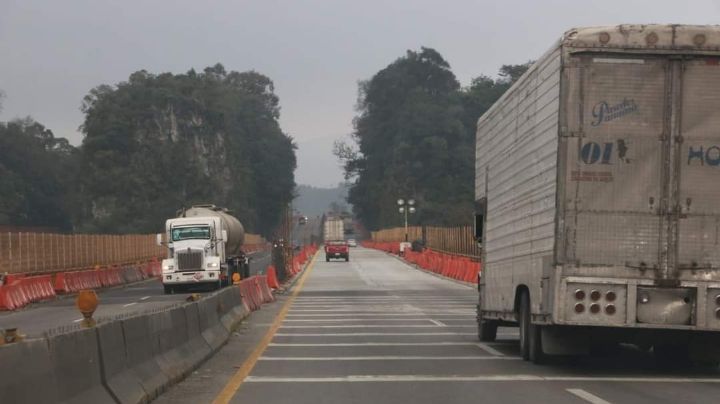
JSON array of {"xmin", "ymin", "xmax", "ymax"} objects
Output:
[
  {"xmin": 364, "ymin": 242, "xmax": 481, "ymax": 284},
  {"xmin": 0, "ymin": 274, "xmax": 57, "ymax": 310},
  {"xmin": 266, "ymin": 265, "xmax": 280, "ymax": 289}
]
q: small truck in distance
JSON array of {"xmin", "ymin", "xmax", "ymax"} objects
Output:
[{"xmin": 325, "ymin": 241, "xmax": 350, "ymax": 262}]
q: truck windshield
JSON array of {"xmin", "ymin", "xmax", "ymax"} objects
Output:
[{"xmin": 171, "ymin": 226, "xmax": 211, "ymax": 241}]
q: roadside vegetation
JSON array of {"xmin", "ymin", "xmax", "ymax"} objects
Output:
[
  {"xmin": 335, "ymin": 47, "xmax": 530, "ymax": 230},
  {"xmin": 0, "ymin": 64, "xmax": 296, "ymax": 236}
]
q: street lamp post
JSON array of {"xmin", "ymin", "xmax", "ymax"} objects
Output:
[{"xmin": 397, "ymin": 198, "xmax": 416, "ymax": 242}]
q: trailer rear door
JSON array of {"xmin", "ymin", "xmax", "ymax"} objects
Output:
[
  {"xmin": 561, "ymin": 55, "xmax": 670, "ymax": 270},
  {"xmin": 675, "ymin": 58, "xmax": 720, "ymax": 272}
]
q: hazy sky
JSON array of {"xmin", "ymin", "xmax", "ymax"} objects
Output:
[{"xmin": 0, "ymin": 1, "xmax": 717, "ymax": 187}]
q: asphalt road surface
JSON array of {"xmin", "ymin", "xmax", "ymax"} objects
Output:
[
  {"xmin": 0, "ymin": 251, "xmax": 271, "ymax": 337},
  {"xmin": 155, "ymin": 247, "xmax": 720, "ymax": 404}
]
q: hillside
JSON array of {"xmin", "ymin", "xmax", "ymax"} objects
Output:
[{"xmin": 294, "ymin": 184, "xmax": 349, "ymax": 218}]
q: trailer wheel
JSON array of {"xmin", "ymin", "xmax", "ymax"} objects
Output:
[
  {"xmin": 163, "ymin": 285, "xmax": 174, "ymax": 295},
  {"xmin": 326, "ymin": 256, "xmax": 330, "ymax": 262},
  {"xmin": 519, "ymin": 292, "xmax": 531, "ymax": 360},
  {"xmin": 345, "ymin": 256, "xmax": 350, "ymax": 262}
]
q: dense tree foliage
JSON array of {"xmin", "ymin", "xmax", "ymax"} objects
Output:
[
  {"xmin": 78, "ymin": 64, "xmax": 296, "ymax": 235},
  {"xmin": 336, "ymin": 48, "xmax": 530, "ymax": 230},
  {"xmin": 0, "ymin": 118, "xmax": 78, "ymax": 230}
]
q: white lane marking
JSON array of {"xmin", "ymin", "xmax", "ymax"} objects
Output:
[
  {"xmin": 283, "ymin": 319, "xmax": 444, "ymax": 323},
  {"xmin": 476, "ymin": 343, "xmax": 504, "ymax": 356},
  {"xmin": 73, "ymin": 318, "xmax": 84, "ymax": 323},
  {"xmin": 270, "ymin": 342, "xmax": 482, "ymax": 347},
  {"xmin": 287, "ymin": 313, "xmax": 472, "ymax": 317},
  {"xmin": 280, "ymin": 325, "xmax": 475, "ymax": 329},
  {"xmin": 123, "ymin": 302, "xmax": 138, "ymax": 308},
  {"xmin": 258, "ymin": 356, "xmax": 518, "ymax": 361},
  {"xmin": 274, "ymin": 332, "xmax": 477, "ymax": 336},
  {"xmin": 280, "ymin": 324, "xmax": 477, "ymax": 328},
  {"xmin": 245, "ymin": 375, "xmax": 720, "ymax": 383},
  {"xmin": 289, "ymin": 310, "xmax": 474, "ymax": 314},
  {"xmin": 429, "ymin": 319, "xmax": 446, "ymax": 327},
  {"xmin": 140, "ymin": 296, "xmax": 151, "ymax": 301},
  {"xmin": 566, "ymin": 389, "xmax": 612, "ymax": 404}
]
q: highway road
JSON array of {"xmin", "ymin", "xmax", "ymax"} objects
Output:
[
  {"xmin": 0, "ymin": 251, "xmax": 271, "ymax": 338},
  {"xmin": 154, "ymin": 247, "xmax": 720, "ymax": 404}
]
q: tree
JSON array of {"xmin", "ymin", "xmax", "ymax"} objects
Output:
[
  {"xmin": 0, "ymin": 118, "xmax": 78, "ymax": 230},
  {"xmin": 78, "ymin": 64, "xmax": 296, "ymax": 236},
  {"xmin": 337, "ymin": 47, "xmax": 469, "ymax": 230},
  {"xmin": 337, "ymin": 48, "xmax": 533, "ymax": 231}
]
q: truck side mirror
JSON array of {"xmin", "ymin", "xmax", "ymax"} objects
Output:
[
  {"xmin": 221, "ymin": 230, "xmax": 228, "ymax": 242},
  {"xmin": 156, "ymin": 233, "xmax": 163, "ymax": 246}
]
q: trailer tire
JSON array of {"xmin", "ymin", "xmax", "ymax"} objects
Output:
[
  {"xmin": 163, "ymin": 285, "xmax": 174, "ymax": 295},
  {"xmin": 519, "ymin": 292, "xmax": 531, "ymax": 360},
  {"xmin": 345, "ymin": 256, "xmax": 350, "ymax": 262}
]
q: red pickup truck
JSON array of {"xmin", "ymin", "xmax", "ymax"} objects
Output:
[{"xmin": 325, "ymin": 241, "xmax": 349, "ymax": 262}]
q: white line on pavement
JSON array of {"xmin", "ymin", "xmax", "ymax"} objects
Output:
[
  {"xmin": 566, "ymin": 389, "xmax": 613, "ymax": 404},
  {"xmin": 244, "ymin": 375, "xmax": 720, "ymax": 383},
  {"xmin": 123, "ymin": 302, "xmax": 138, "ymax": 308},
  {"xmin": 429, "ymin": 319, "xmax": 447, "ymax": 327},
  {"xmin": 269, "ymin": 342, "xmax": 482, "ymax": 346},
  {"xmin": 289, "ymin": 310, "xmax": 474, "ymax": 313},
  {"xmin": 140, "ymin": 296, "xmax": 151, "ymax": 300},
  {"xmin": 476, "ymin": 343, "xmax": 504, "ymax": 356},
  {"xmin": 73, "ymin": 318, "xmax": 83, "ymax": 323},
  {"xmin": 283, "ymin": 319, "xmax": 440, "ymax": 322},
  {"xmin": 274, "ymin": 332, "xmax": 477, "ymax": 336},
  {"xmin": 280, "ymin": 325, "xmax": 476, "ymax": 329},
  {"xmin": 286, "ymin": 313, "xmax": 472, "ymax": 317},
  {"xmin": 258, "ymin": 356, "xmax": 518, "ymax": 361}
]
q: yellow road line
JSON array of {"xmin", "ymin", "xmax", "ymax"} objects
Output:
[{"xmin": 212, "ymin": 252, "xmax": 318, "ymax": 404}]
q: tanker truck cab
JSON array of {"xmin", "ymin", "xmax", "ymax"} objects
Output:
[
  {"xmin": 158, "ymin": 204, "xmax": 249, "ymax": 294},
  {"xmin": 160, "ymin": 217, "xmax": 227, "ymax": 293}
]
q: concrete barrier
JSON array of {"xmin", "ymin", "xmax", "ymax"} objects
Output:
[
  {"xmin": 0, "ymin": 338, "xmax": 58, "ymax": 403},
  {"xmin": 197, "ymin": 293, "xmax": 228, "ymax": 352},
  {"xmin": 122, "ymin": 315, "xmax": 169, "ymax": 400},
  {"xmin": 183, "ymin": 302, "xmax": 213, "ymax": 369},
  {"xmin": 154, "ymin": 307, "xmax": 195, "ymax": 383},
  {"xmin": 96, "ymin": 321, "xmax": 148, "ymax": 404},
  {"xmin": 47, "ymin": 328, "xmax": 116, "ymax": 403},
  {"xmin": 0, "ymin": 278, "xmax": 274, "ymax": 403}
]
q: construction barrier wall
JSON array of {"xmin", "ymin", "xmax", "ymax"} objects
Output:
[
  {"xmin": 0, "ymin": 232, "xmax": 268, "ymax": 275},
  {"xmin": 363, "ymin": 241, "xmax": 481, "ymax": 284},
  {"xmin": 371, "ymin": 225, "xmax": 480, "ymax": 258}
]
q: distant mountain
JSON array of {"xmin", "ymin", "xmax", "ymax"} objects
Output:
[{"xmin": 294, "ymin": 184, "xmax": 350, "ymax": 218}]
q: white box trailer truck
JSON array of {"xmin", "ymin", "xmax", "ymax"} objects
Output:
[{"xmin": 475, "ymin": 24, "xmax": 720, "ymax": 364}]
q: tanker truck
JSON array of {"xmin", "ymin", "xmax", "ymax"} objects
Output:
[{"xmin": 157, "ymin": 204, "xmax": 249, "ymax": 294}]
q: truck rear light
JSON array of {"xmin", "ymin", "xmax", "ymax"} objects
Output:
[
  {"xmin": 590, "ymin": 303, "xmax": 600, "ymax": 314},
  {"xmin": 574, "ymin": 289, "xmax": 585, "ymax": 300},
  {"xmin": 590, "ymin": 290, "xmax": 601, "ymax": 301},
  {"xmin": 574, "ymin": 303, "xmax": 585, "ymax": 313},
  {"xmin": 606, "ymin": 291, "xmax": 616, "ymax": 302},
  {"xmin": 605, "ymin": 304, "xmax": 616, "ymax": 315}
]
